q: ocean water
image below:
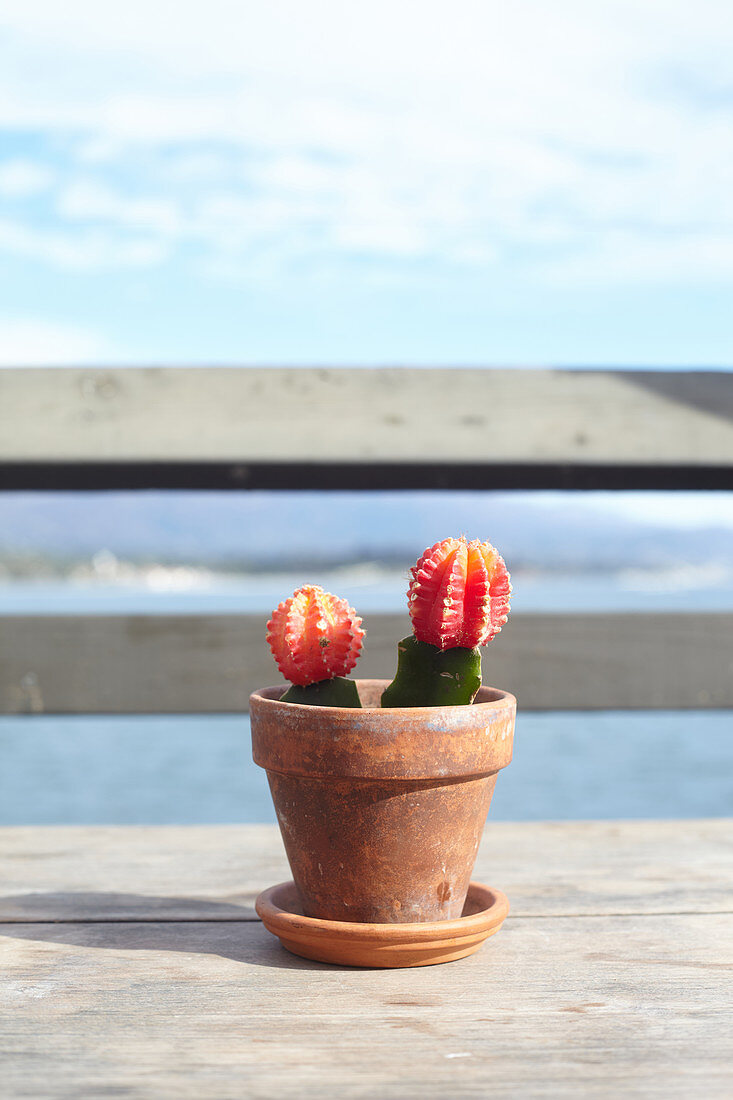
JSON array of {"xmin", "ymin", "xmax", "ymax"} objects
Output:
[{"xmin": 1, "ymin": 711, "xmax": 730, "ymax": 826}]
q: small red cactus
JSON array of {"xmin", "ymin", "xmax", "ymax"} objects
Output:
[
  {"xmin": 407, "ymin": 537, "xmax": 511, "ymax": 650},
  {"xmin": 267, "ymin": 585, "xmax": 365, "ymax": 686}
]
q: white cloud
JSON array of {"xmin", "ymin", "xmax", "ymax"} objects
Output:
[
  {"xmin": 531, "ymin": 228, "xmax": 733, "ymax": 287},
  {"xmin": 0, "ymin": 1, "xmax": 732, "ymax": 279},
  {"xmin": 57, "ymin": 180, "xmax": 181, "ymax": 237},
  {"xmin": 600, "ymin": 494, "xmax": 733, "ymax": 530},
  {"xmin": 0, "ymin": 316, "xmax": 115, "ymax": 364},
  {"xmin": 0, "ymin": 159, "xmax": 54, "ymax": 196},
  {"xmin": 0, "ymin": 218, "xmax": 169, "ymax": 270},
  {"xmin": 530, "ymin": 491, "xmax": 733, "ymax": 530}
]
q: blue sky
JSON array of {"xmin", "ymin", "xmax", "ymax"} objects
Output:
[{"xmin": 1, "ymin": 0, "xmax": 732, "ymax": 366}]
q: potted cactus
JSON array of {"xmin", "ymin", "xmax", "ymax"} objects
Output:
[{"xmin": 250, "ymin": 537, "xmax": 516, "ymax": 966}]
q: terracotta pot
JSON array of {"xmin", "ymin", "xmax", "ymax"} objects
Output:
[{"xmin": 250, "ymin": 679, "xmax": 515, "ymax": 924}]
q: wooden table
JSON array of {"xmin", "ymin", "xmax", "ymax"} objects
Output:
[{"xmin": 1, "ymin": 821, "xmax": 731, "ymax": 1098}]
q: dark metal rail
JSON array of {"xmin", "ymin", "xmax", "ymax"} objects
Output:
[{"xmin": 2, "ymin": 460, "xmax": 731, "ymax": 492}]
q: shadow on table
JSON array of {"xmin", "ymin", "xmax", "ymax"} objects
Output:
[
  {"xmin": 0, "ymin": 892, "xmax": 342, "ymax": 971},
  {"xmin": 0, "ymin": 890, "xmax": 259, "ymax": 921}
]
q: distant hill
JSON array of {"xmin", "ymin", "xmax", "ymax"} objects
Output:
[{"xmin": 1, "ymin": 491, "xmax": 731, "ymax": 572}]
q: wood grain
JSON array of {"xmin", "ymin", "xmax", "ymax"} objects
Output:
[
  {"xmin": 2, "ymin": 612, "xmax": 732, "ymax": 713},
  {"xmin": 1, "ymin": 821, "xmax": 731, "ymax": 1098},
  {"xmin": 1, "ymin": 914, "xmax": 731, "ymax": 1098},
  {"xmin": 1, "ymin": 821, "xmax": 730, "ymax": 922},
  {"xmin": 1, "ymin": 367, "xmax": 732, "ymax": 464}
]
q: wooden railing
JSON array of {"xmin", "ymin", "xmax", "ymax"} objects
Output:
[{"xmin": 1, "ymin": 367, "xmax": 731, "ymax": 712}]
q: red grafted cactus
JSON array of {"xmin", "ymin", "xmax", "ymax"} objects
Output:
[
  {"xmin": 408, "ymin": 537, "xmax": 511, "ymax": 650},
  {"xmin": 381, "ymin": 536, "xmax": 512, "ymax": 708},
  {"xmin": 267, "ymin": 584, "xmax": 365, "ymax": 689},
  {"xmin": 265, "ymin": 541, "xmax": 510, "ymax": 710}
]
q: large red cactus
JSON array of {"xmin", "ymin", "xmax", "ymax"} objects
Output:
[
  {"xmin": 407, "ymin": 537, "xmax": 511, "ymax": 650},
  {"xmin": 267, "ymin": 585, "xmax": 365, "ymax": 686}
]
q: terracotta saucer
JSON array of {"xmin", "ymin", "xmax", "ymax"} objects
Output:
[{"xmin": 255, "ymin": 881, "xmax": 509, "ymax": 968}]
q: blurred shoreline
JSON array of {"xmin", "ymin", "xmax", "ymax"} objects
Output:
[{"xmin": 2, "ymin": 556, "xmax": 732, "ymax": 613}]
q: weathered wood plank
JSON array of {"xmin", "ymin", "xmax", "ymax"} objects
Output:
[
  {"xmin": 1, "ymin": 913, "xmax": 731, "ymax": 1098},
  {"xmin": 1, "ymin": 367, "xmax": 732, "ymax": 465},
  {"xmin": 1, "ymin": 821, "xmax": 731, "ymax": 1097},
  {"xmin": 0, "ymin": 821, "xmax": 730, "ymax": 922},
  {"xmin": 2, "ymin": 612, "xmax": 732, "ymax": 712}
]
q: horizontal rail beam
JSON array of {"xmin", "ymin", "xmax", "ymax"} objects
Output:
[
  {"xmin": 1, "ymin": 369, "xmax": 731, "ymax": 480},
  {"xmin": 2, "ymin": 613, "xmax": 731, "ymax": 713},
  {"xmin": 2, "ymin": 460, "xmax": 731, "ymax": 492}
]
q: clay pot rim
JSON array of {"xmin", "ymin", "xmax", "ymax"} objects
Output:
[
  {"xmin": 250, "ymin": 678, "xmax": 516, "ymax": 781},
  {"xmin": 250, "ymin": 678, "xmax": 516, "ymax": 717}
]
